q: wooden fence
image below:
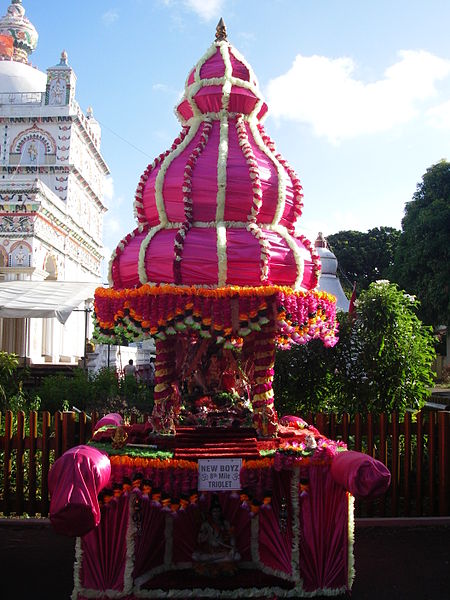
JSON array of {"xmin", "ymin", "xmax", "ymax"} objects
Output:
[{"xmin": 0, "ymin": 409, "xmax": 449, "ymax": 518}]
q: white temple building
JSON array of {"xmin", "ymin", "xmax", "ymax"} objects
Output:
[
  {"xmin": 0, "ymin": 0, "xmax": 109, "ymax": 364},
  {"xmin": 314, "ymin": 232, "xmax": 350, "ymax": 312}
]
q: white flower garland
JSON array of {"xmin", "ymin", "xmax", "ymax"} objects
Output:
[
  {"xmin": 155, "ymin": 120, "xmax": 200, "ymax": 226},
  {"xmin": 176, "ymin": 38, "xmax": 266, "ymax": 126},
  {"xmin": 270, "ymin": 223, "xmax": 305, "ymax": 290},
  {"xmin": 295, "ymin": 232, "xmax": 322, "ymax": 289},
  {"xmin": 173, "ymin": 120, "xmax": 212, "ymax": 282},
  {"xmin": 108, "ymin": 228, "xmax": 139, "ymax": 286},
  {"xmin": 219, "ymin": 42, "xmax": 233, "ymax": 113},
  {"xmin": 250, "ymin": 512, "xmax": 260, "ymax": 563},
  {"xmin": 347, "ymin": 494, "xmax": 355, "ymax": 589},
  {"xmin": 138, "ymin": 224, "xmax": 164, "ymax": 284},
  {"xmin": 216, "ymin": 116, "xmax": 229, "ymax": 223},
  {"xmin": 235, "ymin": 115, "xmax": 270, "ymax": 282},
  {"xmin": 257, "ymin": 124, "xmax": 304, "ymax": 229},
  {"xmin": 217, "ymin": 222, "xmax": 228, "ymax": 287},
  {"xmin": 71, "ymin": 537, "xmax": 83, "ymax": 600},
  {"xmin": 123, "ymin": 495, "xmax": 137, "ymax": 593},
  {"xmin": 133, "ymin": 150, "xmax": 170, "ymax": 226},
  {"xmin": 290, "ymin": 468, "xmax": 301, "ymax": 583},
  {"xmin": 248, "ymin": 119, "xmax": 287, "ymax": 227}
]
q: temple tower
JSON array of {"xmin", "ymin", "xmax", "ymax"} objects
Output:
[{"xmin": 0, "ymin": 0, "xmax": 109, "ymax": 363}]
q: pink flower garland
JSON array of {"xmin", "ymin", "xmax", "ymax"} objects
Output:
[
  {"xmin": 134, "ymin": 126, "xmax": 189, "ymax": 226},
  {"xmin": 257, "ymin": 123, "xmax": 304, "ymax": 229},
  {"xmin": 235, "ymin": 115, "xmax": 270, "ymax": 282},
  {"xmin": 109, "ymin": 226, "xmax": 147, "ymax": 287},
  {"xmin": 173, "ymin": 120, "xmax": 213, "ymax": 284}
]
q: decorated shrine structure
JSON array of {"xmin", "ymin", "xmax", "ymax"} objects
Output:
[
  {"xmin": 48, "ymin": 21, "xmax": 391, "ymax": 600},
  {"xmin": 93, "ymin": 19, "xmax": 338, "ymax": 438}
]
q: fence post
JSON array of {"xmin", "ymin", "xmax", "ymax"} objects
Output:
[
  {"xmin": 15, "ymin": 411, "xmax": 25, "ymax": 516},
  {"xmin": 78, "ymin": 411, "xmax": 88, "ymax": 445},
  {"xmin": 416, "ymin": 411, "xmax": 423, "ymax": 516},
  {"xmin": 378, "ymin": 412, "xmax": 388, "ymax": 517},
  {"xmin": 316, "ymin": 413, "xmax": 327, "ymax": 436},
  {"xmin": 438, "ymin": 411, "xmax": 450, "ymax": 516},
  {"xmin": 62, "ymin": 411, "xmax": 75, "ymax": 454},
  {"xmin": 54, "ymin": 411, "xmax": 63, "ymax": 460},
  {"xmin": 342, "ymin": 413, "xmax": 349, "ymax": 446},
  {"xmin": 391, "ymin": 411, "xmax": 399, "ymax": 517},
  {"xmin": 2, "ymin": 411, "xmax": 13, "ymax": 515},
  {"xmin": 41, "ymin": 411, "xmax": 51, "ymax": 517},
  {"xmin": 403, "ymin": 412, "xmax": 411, "ymax": 517},
  {"xmin": 28, "ymin": 411, "xmax": 38, "ymax": 516},
  {"xmin": 428, "ymin": 412, "xmax": 436, "ymax": 516},
  {"xmin": 354, "ymin": 413, "xmax": 362, "ymax": 452}
]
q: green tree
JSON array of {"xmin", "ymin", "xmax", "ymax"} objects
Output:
[
  {"xmin": 392, "ymin": 160, "xmax": 450, "ymax": 326},
  {"xmin": 327, "ymin": 227, "xmax": 401, "ymax": 294},
  {"xmin": 0, "ymin": 351, "xmax": 20, "ymax": 408},
  {"xmin": 273, "ymin": 281, "xmax": 435, "ymax": 416}
]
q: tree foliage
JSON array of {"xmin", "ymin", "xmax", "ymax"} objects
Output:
[
  {"xmin": 273, "ymin": 281, "xmax": 435, "ymax": 416},
  {"xmin": 327, "ymin": 227, "xmax": 401, "ymax": 294},
  {"xmin": 392, "ymin": 160, "xmax": 450, "ymax": 326},
  {"xmin": 0, "ymin": 351, "xmax": 20, "ymax": 407}
]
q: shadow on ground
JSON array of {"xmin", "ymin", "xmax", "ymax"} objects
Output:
[{"xmin": 0, "ymin": 521, "xmax": 449, "ymax": 599}]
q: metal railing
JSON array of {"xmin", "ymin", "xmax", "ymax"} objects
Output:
[{"xmin": 0, "ymin": 91, "xmax": 44, "ymax": 106}]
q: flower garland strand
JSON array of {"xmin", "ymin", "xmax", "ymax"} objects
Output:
[
  {"xmin": 248, "ymin": 119, "xmax": 287, "ymax": 227},
  {"xmin": 93, "ymin": 285, "xmax": 339, "ymax": 349},
  {"xmin": 155, "ymin": 121, "xmax": 201, "ymax": 227},
  {"xmin": 108, "ymin": 226, "xmax": 145, "ymax": 287},
  {"xmin": 257, "ymin": 123, "xmax": 304, "ymax": 229},
  {"xmin": 173, "ymin": 120, "xmax": 212, "ymax": 284},
  {"xmin": 235, "ymin": 115, "xmax": 270, "ymax": 282}
]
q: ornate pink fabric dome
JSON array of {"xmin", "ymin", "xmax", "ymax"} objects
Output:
[{"xmin": 109, "ymin": 26, "xmax": 320, "ymax": 291}]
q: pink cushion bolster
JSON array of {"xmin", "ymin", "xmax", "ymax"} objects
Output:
[
  {"xmin": 331, "ymin": 451, "xmax": 391, "ymax": 499},
  {"xmin": 48, "ymin": 445, "xmax": 111, "ymax": 537}
]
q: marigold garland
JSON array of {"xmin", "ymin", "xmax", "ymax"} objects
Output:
[{"xmin": 93, "ymin": 284, "xmax": 338, "ymax": 348}]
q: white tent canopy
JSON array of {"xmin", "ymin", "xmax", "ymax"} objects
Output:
[{"xmin": 0, "ymin": 281, "xmax": 98, "ymax": 324}]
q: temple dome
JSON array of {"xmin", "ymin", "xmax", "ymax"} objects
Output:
[
  {"xmin": 0, "ymin": 0, "xmax": 38, "ymax": 64},
  {"xmin": 314, "ymin": 232, "xmax": 349, "ymax": 311},
  {"xmin": 110, "ymin": 22, "xmax": 321, "ymax": 292},
  {"xmin": 0, "ymin": 59, "xmax": 45, "ymax": 93}
]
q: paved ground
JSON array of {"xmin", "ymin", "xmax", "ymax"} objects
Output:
[{"xmin": 0, "ymin": 520, "xmax": 449, "ymax": 599}]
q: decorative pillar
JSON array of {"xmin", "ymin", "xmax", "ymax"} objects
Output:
[
  {"xmin": 150, "ymin": 336, "xmax": 179, "ymax": 434},
  {"xmin": 250, "ymin": 320, "xmax": 278, "ymax": 438}
]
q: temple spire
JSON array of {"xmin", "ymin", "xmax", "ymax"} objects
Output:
[{"xmin": 215, "ymin": 18, "xmax": 227, "ymax": 42}]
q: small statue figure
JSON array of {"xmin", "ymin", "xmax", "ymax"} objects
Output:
[{"xmin": 192, "ymin": 497, "xmax": 240, "ymax": 576}]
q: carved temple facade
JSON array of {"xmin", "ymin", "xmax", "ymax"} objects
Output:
[{"xmin": 0, "ymin": 0, "xmax": 109, "ymax": 363}]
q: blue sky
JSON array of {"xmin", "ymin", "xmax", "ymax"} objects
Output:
[{"xmin": 20, "ymin": 0, "xmax": 450, "ymax": 278}]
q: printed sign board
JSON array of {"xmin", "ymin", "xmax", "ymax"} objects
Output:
[{"xmin": 198, "ymin": 458, "xmax": 242, "ymax": 491}]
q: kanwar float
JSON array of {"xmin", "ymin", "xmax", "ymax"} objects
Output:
[{"xmin": 48, "ymin": 21, "xmax": 390, "ymax": 599}]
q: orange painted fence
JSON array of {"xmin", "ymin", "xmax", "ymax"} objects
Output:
[{"xmin": 0, "ymin": 410, "xmax": 449, "ymax": 518}]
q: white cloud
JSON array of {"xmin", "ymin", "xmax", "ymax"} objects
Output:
[
  {"xmin": 153, "ymin": 83, "xmax": 171, "ymax": 93},
  {"xmin": 103, "ymin": 176, "xmax": 114, "ymax": 202},
  {"xmin": 183, "ymin": 0, "xmax": 225, "ymax": 21},
  {"xmin": 427, "ymin": 99, "xmax": 450, "ymax": 129},
  {"xmin": 266, "ymin": 50, "xmax": 450, "ymax": 143},
  {"xmin": 104, "ymin": 216, "xmax": 121, "ymax": 234},
  {"xmin": 101, "ymin": 9, "xmax": 119, "ymax": 26}
]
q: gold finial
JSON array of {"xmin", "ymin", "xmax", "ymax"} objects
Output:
[{"xmin": 215, "ymin": 17, "xmax": 227, "ymax": 42}]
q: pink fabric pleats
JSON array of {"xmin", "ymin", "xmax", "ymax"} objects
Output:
[
  {"xmin": 299, "ymin": 465, "xmax": 350, "ymax": 592},
  {"xmin": 132, "ymin": 496, "xmax": 167, "ymax": 579},
  {"xmin": 259, "ymin": 469, "xmax": 293, "ymax": 575},
  {"xmin": 80, "ymin": 495, "xmax": 130, "ymax": 591},
  {"xmin": 226, "ymin": 228, "xmax": 262, "ymax": 286}
]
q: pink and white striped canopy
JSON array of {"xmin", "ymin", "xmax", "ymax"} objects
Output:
[{"xmin": 110, "ymin": 38, "xmax": 320, "ymax": 291}]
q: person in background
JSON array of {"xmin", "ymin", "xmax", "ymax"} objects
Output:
[{"xmin": 124, "ymin": 359, "xmax": 136, "ymax": 377}]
